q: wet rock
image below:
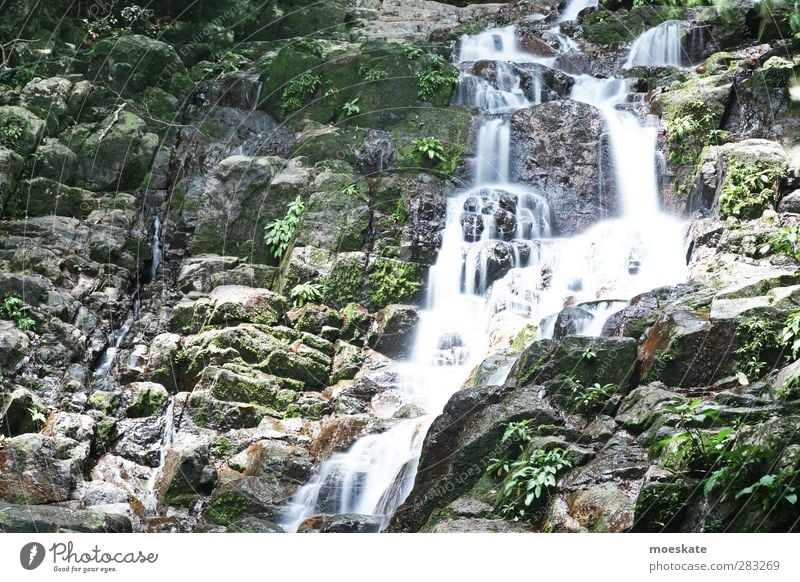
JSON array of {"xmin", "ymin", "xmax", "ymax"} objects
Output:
[
  {"xmin": 0, "ymin": 387, "xmax": 46, "ymax": 437},
  {"xmin": 0, "ymin": 434, "xmax": 83, "ymax": 503},
  {"xmin": 111, "ymin": 417, "xmax": 165, "ymax": 467},
  {"xmin": 158, "ymin": 442, "xmax": 217, "ymax": 508},
  {"xmin": 311, "ymin": 415, "xmax": 397, "ymax": 462},
  {"xmin": 367, "ymin": 304, "xmax": 419, "ymax": 359},
  {"xmin": 0, "ymin": 502, "xmax": 132, "ymax": 533},
  {"xmin": 552, "ymin": 306, "xmax": 594, "ymax": 339},
  {"xmin": 204, "ymin": 475, "xmax": 295, "ymax": 526},
  {"xmin": 297, "ymin": 513, "xmax": 382, "ymax": 533},
  {"xmin": 0, "ymin": 105, "xmax": 45, "ymax": 155},
  {"xmin": 616, "ymin": 383, "xmax": 682, "ymax": 433},
  {"xmin": 20, "ymin": 76, "xmax": 73, "ymax": 133},
  {"xmin": 123, "ymin": 382, "xmax": 169, "ymax": 418},
  {"xmin": 331, "ymin": 341, "xmax": 364, "ymax": 384},
  {"xmin": 460, "ymin": 212, "xmax": 484, "ymax": 242},
  {"xmin": 89, "ymin": 35, "xmax": 187, "ymax": 95},
  {"xmin": 511, "ymin": 100, "xmax": 613, "ymax": 235}
]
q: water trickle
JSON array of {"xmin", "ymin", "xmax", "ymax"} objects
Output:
[
  {"xmin": 280, "ymin": 20, "xmax": 688, "ymax": 532},
  {"xmin": 625, "ymin": 20, "xmax": 688, "ymax": 68},
  {"xmin": 142, "ymin": 397, "xmax": 176, "ymax": 515},
  {"xmin": 149, "ymin": 214, "xmax": 164, "ymax": 282},
  {"xmin": 558, "ymin": 0, "xmax": 599, "ymax": 23},
  {"xmin": 93, "ymin": 297, "xmax": 139, "ymax": 377}
]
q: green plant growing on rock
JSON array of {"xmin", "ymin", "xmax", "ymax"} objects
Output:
[
  {"xmin": 777, "ymin": 371, "xmax": 800, "ymax": 401},
  {"xmin": 416, "ymin": 55, "xmax": 459, "ymax": 101},
  {"xmin": 341, "ymin": 98, "xmax": 361, "ymax": 118},
  {"xmin": 1, "ymin": 294, "xmax": 35, "ymax": 331},
  {"xmin": 781, "ymin": 312, "xmax": 800, "ymax": 359},
  {"xmin": 27, "ymin": 406, "xmax": 46, "ymax": 428},
  {"xmin": 765, "ymin": 224, "xmax": 800, "ymax": 262},
  {"xmin": 403, "ymin": 45, "xmax": 424, "ymax": 60},
  {"xmin": 360, "ymin": 65, "xmax": 388, "ymax": 81},
  {"xmin": 0, "ymin": 122, "xmax": 23, "ymax": 149},
  {"xmin": 278, "ymin": 72, "xmax": 321, "ymax": 117},
  {"xmin": 495, "ymin": 448, "xmax": 573, "ymax": 521},
  {"xmin": 656, "ymin": 399, "xmax": 724, "ymax": 472},
  {"xmin": 572, "ymin": 382, "xmax": 616, "ymax": 413},
  {"xmin": 264, "ymin": 196, "xmax": 305, "ymax": 261},
  {"xmin": 735, "ymin": 316, "xmax": 784, "ymax": 381},
  {"xmin": 290, "ymin": 282, "xmax": 322, "ymax": 307},
  {"xmin": 411, "ymin": 137, "xmax": 446, "ymax": 163},
  {"xmin": 719, "ymin": 159, "xmax": 784, "ymax": 219},
  {"xmin": 292, "ymin": 38, "xmax": 323, "ymax": 58}
]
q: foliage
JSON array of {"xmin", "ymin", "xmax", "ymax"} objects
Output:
[
  {"xmin": 27, "ymin": 406, "xmax": 46, "ymax": 427},
  {"xmin": 264, "ymin": 196, "xmax": 305, "ymax": 261},
  {"xmin": 664, "ymin": 99, "xmax": 718, "ymax": 165},
  {"xmin": 278, "ymin": 72, "xmax": 321, "ymax": 117},
  {"xmin": 411, "ymin": 137, "xmax": 446, "ymax": 163},
  {"xmin": 777, "ymin": 371, "xmax": 800, "ymax": 401},
  {"xmin": 368, "ymin": 259, "xmax": 421, "ymax": 308},
  {"xmin": 719, "ymin": 159, "xmax": 784, "ymax": 219},
  {"xmin": 416, "ymin": 55, "xmax": 459, "ymax": 101},
  {"xmin": 572, "ymin": 382, "xmax": 616, "ymax": 413},
  {"xmin": 764, "ymin": 224, "xmax": 800, "ymax": 262},
  {"xmin": 0, "ymin": 294, "xmax": 35, "ymax": 331},
  {"xmin": 82, "ymin": 3, "xmax": 158, "ymax": 45},
  {"xmin": 403, "ymin": 45, "xmax": 424, "ymax": 60},
  {"xmin": 781, "ymin": 312, "xmax": 800, "ymax": 360},
  {"xmin": 493, "ymin": 448, "xmax": 573, "ymax": 520},
  {"xmin": 0, "ymin": 122, "xmax": 23, "ymax": 149},
  {"xmin": 341, "ymin": 98, "xmax": 361, "ymax": 118},
  {"xmin": 217, "ymin": 51, "xmax": 250, "ymax": 73},
  {"xmin": 360, "ymin": 65, "xmax": 389, "ymax": 81},
  {"xmin": 735, "ymin": 316, "xmax": 783, "ymax": 381},
  {"xmin": 290, "ymin": 282, "xmax": 323, "ymax": 307},
  {"xmin": 342, "ymin": 183, "xmax": 365, "ymax": 199},
  {"xmin": 791, "ymin": 2, "xmax": 800, "ymax": 34},
  {"xmin": 292, "ymin": 38, "xmax": 323, "ymax": 58},
  {"xmin": 581, "ymin": 347, "xmax": 597, "ymax": 361},
  {"xmin": 655, "ymin": 399, "xmax": 726, "ymax": 472}
]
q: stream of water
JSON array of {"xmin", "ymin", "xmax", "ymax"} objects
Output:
[{"xmin": 279, "ymin": 5, "xmax": 688, "ymax": 532}]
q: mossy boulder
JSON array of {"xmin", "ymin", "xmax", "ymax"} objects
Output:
[
  {"xmin": 631, "ymin": 481, "xmax": 692, "ymax": 532},
  {"xmin": 158, "ymin": 443, "xmax": 216, "ymax": 508},
  {"xmin": 320, "ymin": 252, "xmax": 369, "ymax": 308},
  {"xmin": 89, "ymin": 35, "xmax": 186, "ymax": 96},
  {"xmin": 0, "ymin": 105, "xmax": 45, "ymax": 155},
  {"xmin": 13, "ymin": 177, "xmax": 95, "ymax": 219},
  {"xmin": 0, "ymin": 146, "xmax": 23, "ymax": 216},
  {"xmin": 582, "ymin": 6, "xmax": 682, "ymax": 45},
  {"xmin": 367, "ymin": 257, "xmax": 422, "ymax": 309},
  {"xmin": 0, "ymin": 502, "xmax": 132, "ymax": 533},
  {"xmin": 124, "ymin": 382, "xmax": 168, "ymax": 418},
  {"xmin": 251, "ymin": 0, "xmax": 351, "ymax": 40},
  {"xmin": 187, "ymin": 390, "xmax": 272, "ymax": 431},
  {"xmin": 77, "ymin": 110, "xmax": 159, "ymax": 191},
  {"xmin": 0, "ymin": 387, "xmax": 46, "ymax": 437},
  {"xmin": 205, "ymin": 364, "xmax": 300, "ymax": 411},
  {"xmin": 30, "ymin": 140, "xmax": 77, "ymax": 183},
  {"xmin": 20, "ymin": 77, "xmax": 73, "ymax": 134}
]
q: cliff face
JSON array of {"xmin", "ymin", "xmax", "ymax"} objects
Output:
[{"xmin": 0, "ymin": 0, "xmax": 799, "ymax": 533}]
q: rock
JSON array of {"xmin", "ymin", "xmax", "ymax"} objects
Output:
[
  {"xmin": 0, "ymin": 387, "xmax": 46, "ymax": 437},
  {"xmin": 778, "ymin": 190, "xmax": 800, "ymax": 213},
  {"xmin": 30, "ymin": 139, "xmax": 78, "ymax": 182},
  {"xmin": 616, "ymin": 383, "xmax": 682, "ymax": 433},
  {"xmin": 13, "ymin": 177, "xmax": 95, "ymax": 219},
  {"xmin": 367, "ymin": 304, "xmax": 419, "ymax": 359},
  {"xmin": 311, "ymin": 415, "xmax": 397, "ymax": 462},
  {"xmin": 0, "ymin": 320, "xmax": 30, "ymax": 369},
  {"xmin": 43, "ymin": 412, "xmax": 95, "ymax": 443},
  {"xmin": 0, "ymin": 434, "xmax": 83, "ymax": 503},
  {"xmin": 204, "ymin": 475, "xmax": 294, "ymax": 525},
  {"xmin": 511, "ymin": 101, "xmax": 613, "ymax": 235},
  {"xmin": 158, "ymin": 443, "xmax": 216, "ymax": 507},
  {"xmin": 207, "ymin": 285, "xmax": 287, "ymax": 326},
  {"xmin": 426, "ymin": 518, "xmax": 533, "ymax": 533},
  {"xmin": 123, "ymin": 382, "xmax": 169, "ymax": 418},
  {"xmin": 0, "ymin": 502, "xmax": 131, "ymax": 533},
  {"xmin": 78, "ymin": 110, "xmax": 159, "ymax": 191},
  {"xmin": 389, "ymin": 383, "xmax": 562, "ymax": 532},
  {"xmin": 177, "ymin": 256, "xmax": 278, "ymax": 294},
  {"xmin": 20, "ymin": 76, "xmax": 73, "ymax": 133},
  {"xmin": 295, "ymin": 187, "xmax": 370, "ymax": 252},
  {"xmin": 297, "ymin": 513, "xmax": 382, "ymax": 533},
  {"xmin": 204, "ymin": 364, "xmax": 299, "ymax": 412},
  {"xmin": 240, "ymin": 439, "xmax": 313, "ymax": 484},
  {"xmin": 0, "ymin": 146, "xmax": 23, "ymax": 215},
  {"xmin": 89, "ymin": 35, "xmax": 187, "ymax": 95},
  {"xmin": 191, "ymin": 155, "xmax": 288, "ymax": 264},
  {"xmin": 0, "ymin": 105, "xmax": 45, "ymax": 155},
  {"xmin": 111, "ymin": 417, "xmax": 165, "ymax": 467}
]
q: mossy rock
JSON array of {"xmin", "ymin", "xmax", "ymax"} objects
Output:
[
  {"xmin": 0, "ymin": 105, "xmax": 45, "ymax": 155},
  {"xmin": 367, "ymin": 257, "xmax": 422, "ymax": 309},
  {"xmin": 30, "ymin": 140, "xmax": 77, "ymax": 183},
  {"xmin": 631, "ymin": 481, "xmax": 692, "ymax": 532},
  {"xmin": 125, "ymin": 383, "xmax": 168, "ymax": 418},
  {"xmin": 244, "ymin": 0, "xmax": 351, "ymax": 40},
  {"xmin": 77, "ymin": 110, "xmax": 159, "ymax": 192},
  {"xmin": 187, "ymin": 390, "xmax": 273, "ymax": 431},
  {"xmin": 205, "ymin": 364, "xmax": 299, "ymax": 411},
  {"xmin": 12, "ymin": 177, "xmax": 95, "ymax": 219},
  {"xmin": 89, "ymin": 34, "xmax": 187, "ymax": 96},
  {"xmin": 582, "ymin": 6, "xmax": 682, "ymax": 45},
  {"xmin": 321, "ymin": 253, "xmax": 368, "ymax": 308},
  {"xmin": 0, "ymin": 146, "xmax": 24, "ymax": 217}
]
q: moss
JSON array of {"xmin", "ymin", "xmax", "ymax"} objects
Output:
[
  {"xmin": 582, "ymin": 6, "xmax": 682, "ymax": 45},
  {"xmin": 89, "ymin": 391, "xmax": 120, "ymax": 416},
  {"xmin": 205, "ymin": 492, "xmax": 251, "ymax": 526},
  {"xmin": 212, "ymin": 436, "xmax": 234, "ymax": 458},
  {"xmin": 126, "ymin": 386, "xmax": 168, "ymax": 418},
  {"xmin": 94, "ymin": 417, "xmax": 116, "ymax": 453},
  {"xmin": 368, "ymin": 258, "xmax": 421, "ymax": 309},
  {"xmin": 718, "ymin": 156, "xmax": 787, "ymax": 219},
  {"xmin": 322, "ymin": 255, "xmax": 366, "ymax": 308},
  {"xmin": 208, "ymin": 366, "xmax": 298, "ymax": 410}
]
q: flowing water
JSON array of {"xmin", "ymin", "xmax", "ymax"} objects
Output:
[
  {"xmin": 625, "ymin": 20, "xmax": 688, "ymax": 68},
  {"xmin": 280, "ymin": 20, "xmax": 688, "ymax": 532}
]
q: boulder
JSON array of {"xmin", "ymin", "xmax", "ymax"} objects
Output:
[
  {"xmin": 89, "ymin": 35, "xmax": 187, "ymax": 95},
  {"xmin": 0, "ymin": 105, "xmax": 45, "ymax": 155},
  {"xmin": 511, "ymin": 100, "xmax": 613, "ymax": 235},
  {"xmin": 0, "ymin": 321, "xmax": 30, "ymax": 370},
  {"xmin": 297, "ymin": 513, "xmax": 382, "ymax": 533},
  {"xmin": 20, "ymin": 76, "xmax": 73, "ymax": 133},
  {"xmin": 0, "ymin": 434, "xmax": 83, "ymax": 504},
  {"xmin": 367, "ymin": 305, "xmax": 419, "ymax": 359},
  {"xmin": 158, "ymin": 442, "xmax": 217, "ymax": 507},
  {"xmin": 0, "ymin": 502, "xmax": 131, "ymax": 533}
]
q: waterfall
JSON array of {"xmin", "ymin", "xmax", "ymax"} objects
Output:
[
  {"xmin": 280, "ymin": 21, "xmax": 688, "ymax": 532},
  {"xmin": 142, "ymin": 396, "xmax": 176, "ymax": 515},
  {"xmin": 625, "ymin": 20, "xmax": 687, "ymax": 68},
  {"xmin": 558, "ymin": 0, "xmax": 599, "ymax": 22},
  {"xmin": 149, "ymin": 214, "xmax": 164, "ymax": 282},
  {"xmin": 93, "ymin": 297, "xmax": 139, "ymax": 377}
]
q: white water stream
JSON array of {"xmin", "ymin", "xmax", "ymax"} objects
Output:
[{"xmin": 280, "ymin": 17, "xmax": 687, "ymax": 532}]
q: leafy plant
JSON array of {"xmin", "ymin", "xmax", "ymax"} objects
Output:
[
  {"xmin": 292, "ymin": 38, "xmax": 323, "ymax": 58},
  {"xmin": 1, "ymin": 294, "xmax": 35, "ymax": 331},
  {"xmin": 572, "ymin": 382, "xmax": 615, "ymax": 413},
  {"xmin": 342, "ymin": 183, "xmax": 365, "ymax": 199},
  {"xmin": 290, "ymin": 282, "xmax": 322, "ymax": 307},
  {"xmin": 217, "ymin": 51, "xmax": 250, "ymax": 73},
  {"xmin": 765, "ymin": 224, "xmax": 800, "ymax": 262},
  {"xmin": 359, "ymin": 65, "xmax": 388, "ymax": 81},
  {"xmin": 278, "ymin": 72, "xmax": 321, "ymax": 117},
  {"xmin": 403, "ymin": 45, "xmax": 424, "ymax": 60},
  {"xmin": 411, "ymin": 137, "xmax": 446, "ymax": 163},
  {"xmin": 791, "ymin": 2, "xmax": 800, "ymax": 34},
  {"xmin": 735, "ymin": 316, "xmax": 783, "ymax": 381},
  {"xmin": 581, "ymin": 347, "xmax": 597, "ymax": 361},
  {"xmin": 494, "ymin": 448, "xmax": 573, "ymax": 520},
  {"xmin": 341, "ymin": 98, "xmax": 361, "ymax": 117},
  {"xmin": 264, "ymin": 196, "xmax": 305, "ymax": 261},
  {"xmin": 28, "ymin": 406, "xmax": 46, "ymax": 426},
  {"xmin": 656, "ymin": 399, "xmax": 723, "ymax": 468},
  {"xmin": 718, "ymin": 158, "xmax": 784, "ymax": 219},
  {"xmin": 416, "ymin": 55, "xmax": 459, "ymax": 101},
  {"xmin": 781, "ymin": 312, "xmax": 800, "ymax": 359},
  {"xmin": 0, "ymin": 123, "xmax": 23, "ymax": 149},
  {"xmin": 15, "ymin": 317, "xmax": 36, "ymax": 331}
]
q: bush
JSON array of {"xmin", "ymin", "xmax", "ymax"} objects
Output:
[{"xmin": 264, "ymin": 196, "xmax": 305, "ymax": 261}]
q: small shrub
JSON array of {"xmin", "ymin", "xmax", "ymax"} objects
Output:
[
  {"xmin": 411, "ymin": 137, "xmax": 446, "ymax": 163},
  {"xmin": 278, "ymin": 72, "xmax": 321, "ymax": 117},
  {"xmin": 341, "ymin": 98, "xmax": 361, "ymax": 118},
  {"xmin": 290, "ymin": 282, "xmax": 322, "ymax": 307},
  {"xmin": 493, "ymin": 448, "xmax": 573, "ymax": 520},
  {"xmin": 416, "ymin": 55, "xmax": 459, "ymax": 101},
  {"xmin": 264, "ymin": 196, "xmax": 305, "ymax": 261}
]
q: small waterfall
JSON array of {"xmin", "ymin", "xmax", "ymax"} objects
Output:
[
  {"xmin": 625, "ymin": 20, "xmax": 687, "ymax": 68},
  {"xmin": 93, "ymin": 297, "xmax": 139, "ymax": 377},
  {"xmin": 142, "ymin": 396, "xmax": 176, "ymax": 516},
  {"xmin": 149, "ymin": 214, "xmax": 163, "ymax": 282},
  {"xmin": 558, "ymin": 0, "xmax": 599, "ymax": 22}
]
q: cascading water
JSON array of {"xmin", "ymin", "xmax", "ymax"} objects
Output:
[
  {"xmin": 624, "ymin": 20, "xmax": 687, "ymax": 68},
  {"xmin": 93, "ymin": 297, "xmax": 139, "ymax": 377},
  {"xmin": 558, "ymin": 0, "xmax": 599, "ymax": 23},
  {"xmin": 280, "ymin": 21, "xmax": 688, "ymax": 532},
  {"xmin": 149, "ymin": 214, "xmax": 164, "ymax": 282}
]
